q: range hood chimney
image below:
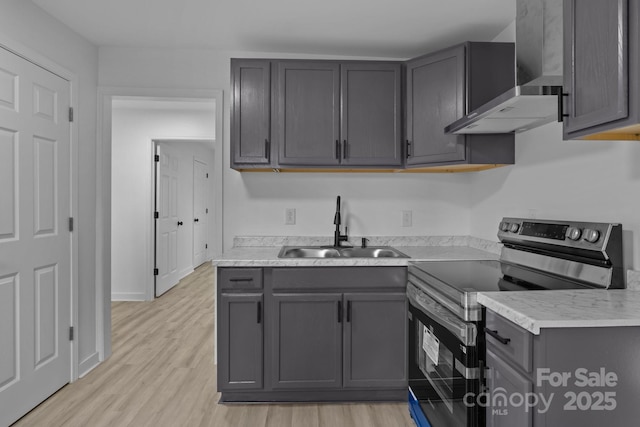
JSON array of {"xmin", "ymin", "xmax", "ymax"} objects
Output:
[{"xmin": 445, "ymin": 0, "xmax": 563, "ymax": 134}]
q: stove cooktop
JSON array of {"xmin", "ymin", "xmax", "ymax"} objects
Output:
[{"xmin": 409, "ymin": 259, "xmax": 593, "ymax": 295}]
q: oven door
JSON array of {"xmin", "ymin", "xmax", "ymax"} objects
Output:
[{"xmin": 408, "ymin": 286, "xmax": 482, "ymax": 427}]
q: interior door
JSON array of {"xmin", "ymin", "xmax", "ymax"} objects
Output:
[
  {"xmin": 0, "ymin": 46, "xmax": 72, "ymax": 426},
  {"xmin": 192, "ymin": 159, "xmax": 207, "ymax": 267},
  {"xmin": 155, "ymin": 142, "xmax": 182, "ymax": 296}
]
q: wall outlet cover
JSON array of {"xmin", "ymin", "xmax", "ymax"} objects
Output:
[
  {"xmin": 402, "ymin": 210, "xmax": 412, "ymax": 227},
  {"xmin": 285, "ymin": 208, "xmax": 296, "ymax": 225}
]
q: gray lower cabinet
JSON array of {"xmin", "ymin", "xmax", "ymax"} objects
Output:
[
  {"xmin": 271, "ymin": 293, "xmax": 343, "ymax": 389},
  {"xmin": 405, "ymin": 42, "xmax": 515, "ymax": 168},
  {"xmin": 343, "ymin": 292, "xmax": 407, "ymax": 388},
  {"xmin": 562, "ymin": 0, "xmax": 636, "ymax": 140},
  {"xmin": 217, "ymin": 266, "xmax": 407, "ymax": 402},
  {"xmin": 218, "ymin": 293, "xmax": 263, "ymax": 390},
  {"xmin": 484, "ymin": 309, "xmax": 640, "ymax": 427}
]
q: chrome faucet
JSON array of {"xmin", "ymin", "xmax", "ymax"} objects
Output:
[{"xmin": 333, "ymin": 196, "xmax": 350, "ymax": 247}]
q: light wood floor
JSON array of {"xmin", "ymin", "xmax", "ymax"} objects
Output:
[{"xmin": 14, "ymin": 263, "xmax": 415, "ymax": 427}]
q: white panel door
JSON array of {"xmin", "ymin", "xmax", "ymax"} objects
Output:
[
  {"xmin": 0, "ymin": 47, "xmax": 72, "ymax": 426},
  {"xmin": 155, "ymin": 143, "xmax": 181, "ymax": 297},
  {"xmin": 192, "ymin": 159, "xmax": 208, "ymax": 267}
]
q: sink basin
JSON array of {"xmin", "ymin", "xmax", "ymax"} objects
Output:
[
  {"xmin": 338, "ymin": 247, "xmax": 409, "ymax": 258},
  {"xmin": 278, "ymin": 246, "xmax": 409, "ymax": 259},
  {"xmin": 278, "ymin": 247, "xmax": 341, "ymax": 258}
]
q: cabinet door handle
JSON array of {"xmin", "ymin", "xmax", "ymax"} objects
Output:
[
  {"xmin": 342, "ymin": 140, "xmax": 348, "ymax": 159},
  {"xmin": 346, "ymin": 300, "xmax": 351, "ymax": 322},
  {"xmin": 484, "ymin": 327, "xmax": 511, "ymax": 345},
  {"xmin": 406, "ymin": 140, "xmax": 412, "ymax": 158},
  {"xmin": 177, "ymin": 221, "xmax": 183, "ymax": 226},
  {"xmin": 557, "ymin": 91, "xmax": 569, "ymax": 122},
  {"xmin": 264, "ymin": 139, "xmax": 270, "ymax": 158},
  {"xmin": 337, "ymin": 301, "xmax": 342, "ymax": 323},
  {"xmin": 257, "ymin": 301, "xmax": 262, "ymax": 324},
  {"xmin": 229, "ymin": 277, "xmax": 253, "ymax": 282}
]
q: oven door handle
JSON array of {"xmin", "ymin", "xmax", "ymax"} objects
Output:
[
  {"xmin": 484, "ymin": 327, "xmax": 511, "ymax": 345},
  {"xmin": 407, "ymin": 284, "xmax": 477, "ymax": 346}
]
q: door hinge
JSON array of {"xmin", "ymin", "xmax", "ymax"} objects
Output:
[
  {"xmin": 154, "ymin": 268, "xmax": 159, "ymax": 276},
  {"xmin": 68, "ymin": 217, "xmax": 74, "ymax": 232},
  {"xmin": 69, "ymin": 326, "xmax": 74, "ymax": 341},
  {"xmin": 68, "ymin": 107, "xmax": 74, "ymax": 122},
  {"xmin": 206, "ymin": 173, "xmax": 209, "ymax": 178},
  {"xmin": 154, "ymin": 211, "xmax": 159, "ymax": 219},
  {"xmin": 154, "ymin": 154, "xmax": 160, "ymax": 162},
  {"xmin": 205, "ymin": 208, "xmax": 208, "ymax": 214},
  {"xmin": 205, "ymin": 243, "xmax": 208, "ymax": 249}
]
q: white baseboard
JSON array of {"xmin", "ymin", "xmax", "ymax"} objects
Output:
[
  {"xmin": 111, "ymin": 292, "xmax": 147, "ymax": 301},
  {"xmin": 178, "ymin": 267, "xmax": 194, "ymax": 281},
  {"xmin": 78, "ymin": 352, "xmax": 101, "ymax": 378}
]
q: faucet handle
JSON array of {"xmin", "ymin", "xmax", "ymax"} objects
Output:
[{"xmin": 361, "ymin": 238, "xmax": 369, "ymax": 248}]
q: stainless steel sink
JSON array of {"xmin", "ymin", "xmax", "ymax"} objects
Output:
[
  {"xmin": 278, "ymin": 246, "xmax": 409, "ymax": 259},
  {"xmin": 278, "ymin": 247, "xmax": 341, "ymax": 258},
  {"xmin": 338, "ymin": 247, "xmax": 408, "ymax": 258}
]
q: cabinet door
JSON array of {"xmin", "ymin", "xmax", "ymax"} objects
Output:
[
  {"xmin": 231, "ymin": 59, "xmax": 272, "ymax": 166},
  {"xmin": 340, "ymin": 63, "xmax": 403, "ymax": 166},
  {"xmin": 271, "ymin": 293, "xmax": 342, "ymax": 389},
  {"xmin": 406, "ymin": 45, "xmax": 466, "ymax": 165},
  {"xmin": 343, "ymin": 293, "xmax": 407, "ymax": 388},
  {"xmin": 218, "ymin": 293, "xmax": 263, "ymax": 391},
  {"xmin": 485, "ymin": 348, "xmax": 533, "ymax": 427},
  {"xmin": 275, "ymin": 61, "xmax": 341, "ymax": 165},
  {"xmin": 563, "ymin": 0, "xmax": 628, "ymax": 136}
]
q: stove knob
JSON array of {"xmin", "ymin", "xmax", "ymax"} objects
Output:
[
  {"xmin": 566, "ymin": 227, "xmax": 582, "ymax": 241},
  {"xmin": 583, "ymin": 229, "xmax": 600, "ymax": 243},
  {"xmin": 499, "ymin": 221, "xmax": 510, "ymax": 232},
  {"xmin": 509, "ymin": 223, "xmax": 520, "ymax": 233}
]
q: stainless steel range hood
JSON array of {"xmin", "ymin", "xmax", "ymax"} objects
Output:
[{"xmin": 445, "ymin": 0, "xmax": 563, "ymax": 134}]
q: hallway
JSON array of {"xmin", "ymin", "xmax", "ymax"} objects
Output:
[{"xmin": 14, "ymin": 264, "xmax": 414, "ymax": 427}]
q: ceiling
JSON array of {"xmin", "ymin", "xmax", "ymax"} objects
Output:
[{"xmin": 31, "ymin": 0, "xmax": 515, "ymax": 58}]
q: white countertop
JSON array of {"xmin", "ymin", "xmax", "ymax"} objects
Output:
[
  {"xmin": 212, "ymin": 245, "xmax": 498, "ymax": 267},
  {"xmin": 478, "ymin": 290, "xmax": 640, "ymax": 335}
]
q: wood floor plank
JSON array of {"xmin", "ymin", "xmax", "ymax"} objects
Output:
[{"xmin": 13, "ymin": 263, "xmax": 415, "ymax": 427}]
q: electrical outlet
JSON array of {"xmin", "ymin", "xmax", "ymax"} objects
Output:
[
  {"xmin": 402, "ymin": 210, "xmax": 412, "ymax": 227},
  {"xmin": 285, "ymin": 208, "xmax": 296, "ymax": 225}
]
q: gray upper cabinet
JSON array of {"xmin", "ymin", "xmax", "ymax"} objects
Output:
[
  {"xmin": 343, "ymin": 293, "xmax": 407, "ymax": 389},
  {"xmin": 230, "ymin": 59, "xmax": 273, "ymax": 168},
  {"xmin": 562, "ymin": 0, "xmax": 634, "ymax": 140},
  {"xmin": 405, "ymin": 42, "xmax": 515, "ymax": 169},
  {"xmin": 340, "ymin": 63, "xmax": 403, "ymax": 166},
  {"xmin": 271, "ymin": 293, "xmax": 343, "ymax": 389},
  {"xmin": 406, "ymin": 45, "xmax": 466, "ymax": 165},
  {"xmin": 275, "ymin": 61, "xmax": 341, "ymax": 166}
]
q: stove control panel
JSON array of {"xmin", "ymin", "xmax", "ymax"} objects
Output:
[{"xmin": 498, "ymin": 218, "xmax": 619, "ymax": 251}]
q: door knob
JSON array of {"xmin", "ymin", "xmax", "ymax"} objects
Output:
[{"xmin": 177, "ymin": 221, "xmax": 183, "ymax": 226}]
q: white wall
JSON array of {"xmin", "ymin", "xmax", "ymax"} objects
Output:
[
  {"xmin": 111, "ymin": 101, "xmax": 216, "ymax": 300},
  {"xmin": 0, "ymin": 0, "xmax": 100, "ymax": 375},
  {"xmin": 99, "ymin": 47, "xmax": 475, "ymax": 250},
  {"xmin": 470, "ymin": 121, "xmax": 640, "ymax": 270}
]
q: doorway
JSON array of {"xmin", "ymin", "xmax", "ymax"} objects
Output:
[
  {"xmin": 110, "ymin": 97, "xmax": 218, "ymax": 301},
  {"xmin": 98, "ymin": 88, "xmax": 223, "ymax": 359},
  {"xmin": 153, "ymin": 139, "xmax": 213, "ymax": 297}
]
